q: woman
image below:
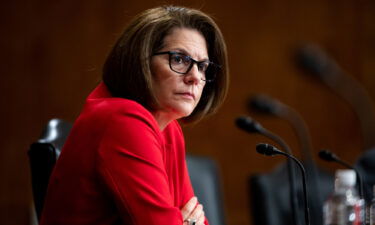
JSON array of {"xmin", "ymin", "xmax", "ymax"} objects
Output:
[{"xmin": 40, "ymin": 5, "xmax": 229, "ymax": 225}]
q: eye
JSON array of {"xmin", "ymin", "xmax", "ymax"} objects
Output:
[
  {"xmin": 171, "ymin": 53, "xmax": 191, "ymax": 66},
  {"xmin": 171, "ymin": 54, "xmax": 184, "ymax": 64},
  {"xmin": 198, "ymin": 62, "xmax": 210, "ymax": 72}
]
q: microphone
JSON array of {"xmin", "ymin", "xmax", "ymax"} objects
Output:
[
  {"xmin": 248, "ymin": 94, "xmax": 314, "ymax": 159},
  {"xmin": 248, "ymin": 95, "xmax": 326, "ymax": 225},
  {"xmin": 235, "ymin": 116, "xmax": 263, "ymax": 134},
  {"xmin": 257, "ymin": 143, "xmax": 311, "ymax": 225},
  {"xmin": 319, "ymin": 150, "xmax": 364, "ymax": 199},
  {"xmin": 248, "ymin": 94, "xmax": 284, "ymax": 115},
  {"xmin": 235, "ymin": 116, "xmax": 300, "ymax": 225},
  {"xmin": 295, "ymin": 44, "xmax": 340, "ymax": 81},
  {"xmin": 296, "ymin": 44, "xmax": 375, "ymax": 150},
  {"xmin": 235, "ymin": 116, "xmax": 292, "ymax": 154}
]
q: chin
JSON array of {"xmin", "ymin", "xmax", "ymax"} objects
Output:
[
  {"xmin": 174, "ymin": 106, "xmax": 195, "ymax": 118},
  {"xmin": 177, "ymin": 110, "xmax": 193, "ymax": 118}
]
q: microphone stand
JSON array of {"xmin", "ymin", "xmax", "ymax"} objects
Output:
[
  {"xmin": 257, "ymin": 143, "xmax": 311, "ymax": 225},
  {"xmin": 296, "ymin": 44, "xmax": 375, "ymax": 150},
  {"xmin": 236, "ymin": 117, "xmax": 300, "ymax": 225},
  {"xmin": 249, "ymin": 95, "xmax": 323, "ymax": 224}
]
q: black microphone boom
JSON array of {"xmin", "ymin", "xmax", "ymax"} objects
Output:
[
  {"xmin": 256, "ymin": 143, "xmax": 277, "ymax": 156},
  {"xmin": 257, "ymin": 143, "xmax": 311, "ymax": 225},
  {"xmin": 248, "ymin": 94, "xmax": 326, "ymax": 225},
  {"xmin": 235, "ymin": 116, "xmax": 292, "ymax": 154},
  {"xmin": 236, "ymin": 116, "xmax": 300, "ymax": 225},
  {"xmin": 296, "ymin": 44, "xmax": 375, "ymax": 150},
  {"xmin": 235, "ymin": 116, "xmax": 263, "ymax": 134},
  {"xmin": 248, "ymin": 94, "xmax": 314, "ymax": 161},
  {"xmin": 249, "ymin": 94, "xmax": 284, "ymax": 115}
]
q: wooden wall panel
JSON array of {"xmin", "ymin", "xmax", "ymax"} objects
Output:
[{"xmin": 1, "ymin": 0, "xmax": 374, "ymax": 224}]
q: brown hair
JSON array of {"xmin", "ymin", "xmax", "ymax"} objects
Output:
[{"xmin": 103, "ymin": 5, "xmax": 229, "ymax": 123}]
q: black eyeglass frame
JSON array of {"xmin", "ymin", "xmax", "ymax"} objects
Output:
[{"xmin": 152, "ymin": 51, "xmax": 220, "ymax": 83}]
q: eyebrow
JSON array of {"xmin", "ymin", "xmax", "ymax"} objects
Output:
[{"xmin": 172, "ymin": 48, "xmax": 209, "ymax": 62}]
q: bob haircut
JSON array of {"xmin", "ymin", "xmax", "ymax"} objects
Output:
[{"xmin": 103, "ymin": 5, "xmax": 229, "ymax": 123}]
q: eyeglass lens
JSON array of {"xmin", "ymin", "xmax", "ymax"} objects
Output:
[{"xmin": 169, "ymin": 53, "xmax": 215, "ymax": 82}]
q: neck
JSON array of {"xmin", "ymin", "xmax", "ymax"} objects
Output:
[{"xmin": 152, "ymin": 111, "xmax": 177, "ymax": 131}]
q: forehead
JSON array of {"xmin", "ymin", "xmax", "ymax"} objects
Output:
[{"xmin": 162, "ymin": 27, "xmax": 208, "ymax": 59}]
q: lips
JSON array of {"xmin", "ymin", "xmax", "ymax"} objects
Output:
[{"xmin": 177, "ymin": 92, "xmax": 195, "ymax": 100}]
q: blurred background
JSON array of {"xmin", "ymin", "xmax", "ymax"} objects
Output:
[{"xmin": 1, "ymin": 0, "xmax": 375, "ymax": 224}]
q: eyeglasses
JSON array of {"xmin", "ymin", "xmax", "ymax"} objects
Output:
[{"xmin": 152, "ymin": 51, "xmax": 219, "ymax": 83}]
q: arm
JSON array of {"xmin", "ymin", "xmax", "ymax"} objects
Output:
[{"xmin": 172, "ymin": 121, "xmax": 210, "ymax": 225}]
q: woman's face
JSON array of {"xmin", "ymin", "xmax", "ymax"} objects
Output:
[{"xmin": 150, "ymin": 27, "xmax": 208, "ymax": 122}]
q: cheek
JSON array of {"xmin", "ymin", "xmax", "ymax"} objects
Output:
[
  {"xmin": 153, "ymin": 76, "xmax": 180, "ymax": 102},
  {"xmin": 150, "ymin": 57, "xmax": 171, "ymax": 81}
]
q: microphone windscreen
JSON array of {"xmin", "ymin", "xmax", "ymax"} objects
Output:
[
  {"xmin": 256, "ymin": 143, "xmax": 277, "ymax": 156},
  {"xmin": 249, "ymin": 94, "xmax": 279, "ymax": 115},
  {"xmin": 235, "ymin": 116, "xmax": 262, "ymax": 133},
  {"xmin": 296, "ymin": 44, "xmax": 339, "ymax": 78},
  {"xmin": 318, "ymin": 150, "xmax": 337, "ymax": 162}
]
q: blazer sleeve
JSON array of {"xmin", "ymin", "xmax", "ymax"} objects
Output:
[{"xmin": 96, "ymin": 110, "xmax": 183, "ymax": 225}]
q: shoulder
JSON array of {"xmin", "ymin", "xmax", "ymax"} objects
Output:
[
  {"xmin": 84, "ymin": 98, "xmax": 161, "ymax": 141},
  {"xmin": 88, "ymin": 98, "xmax": 155, "ymax": 123},
  {"xmin": 79, "ymin": 82, "xmax": 158, "ymax": 130},
  {"xmin": 78, "ymin": 98, "xmax": 165, "ymax": 160},
  {"xmin": 70, "ymin": 85, "xmax": 163, "ymax": 148},
  {"xmin": 80, "ymin": 82, "xmax": 158, "ymax": 129}
]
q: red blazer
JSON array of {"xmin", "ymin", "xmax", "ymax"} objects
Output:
[{"xmin": 40, "ymin": 83, "xmax": 208, "ymax": 225}]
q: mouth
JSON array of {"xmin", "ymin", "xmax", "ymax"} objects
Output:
[{"xmin": 176, "ymin": 92, "xmax": 195, "ymax": 100}]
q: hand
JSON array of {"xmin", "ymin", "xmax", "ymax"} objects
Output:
[{"xmin": 181, "ymin": 196, "xmax": 205, "ymax": 225}]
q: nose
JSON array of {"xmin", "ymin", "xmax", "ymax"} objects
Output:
[{"xmin": 183, "ymin": 63, "xmax": 202, "ymax": 85}]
